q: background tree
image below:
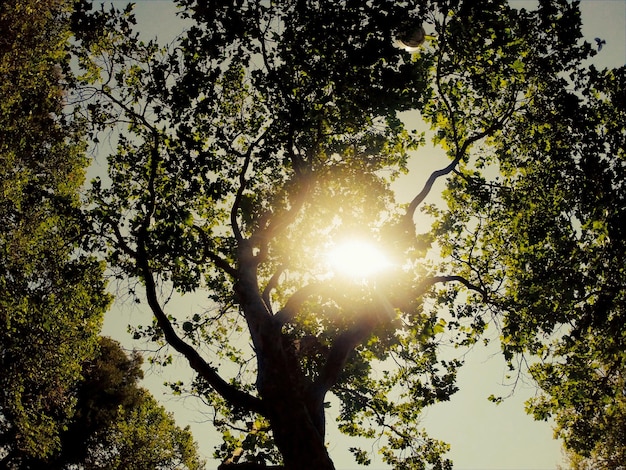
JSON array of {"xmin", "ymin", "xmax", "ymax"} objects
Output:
[
  {"xmin": 430, "ymin": 13, "xmax": 626, "ymax": 468},
  {"xmin": 73, "ymin": 0, "xmax": 621, "ymax": 468},
  {"xmin": 0, "ymin": 1, "xmax": 204, "ymax": 468},
  {"xmin": 18, "ymin": 337, "xmax": 205, "ymax": 470},
  {"xmin": 523, "ymin": 66, "xmax": 626, "ymax": 468},
  {"xmin": 0, "ymin": 0, "xmax": 110, "ymax": 464}
]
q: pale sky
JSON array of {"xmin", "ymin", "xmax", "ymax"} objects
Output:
[{"xmin": 100, "ymin": 1, "xmax": 626, "ymax": 469}]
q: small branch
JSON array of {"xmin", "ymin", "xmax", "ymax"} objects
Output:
[
  {"xmin": 190, "ymin": 225, "xmax": 237, "ymax": 277},
  {"xmin": 460, "ymin": 88, "xmax": 519, "ymax": 155},
  {"xmin": 261, "ymin": 265, "xmax": 285, "ymax": 313},
  {"xmin": 311, "ymin": 311, "xmax": 380, "ymax": 399},
  {"xmin": 252, "ymin": 172, "xmax": 312, "ymax": 258},
  {"xmin": 206, "ymin": 250, "xmax": 238, "ymax": 278},
  {"xmin": 231, "ymin": 152, "xmax": 252, "ymax": 243},
  {"xmin": 107, "ymin": 217, "xmax": 136, "ymax": 257},
  {"xmin": 98, "ymin": 85, "xmax": 157, "ymax": 134},
  {"xmin": 273, "ymin": 282, "xmax": 326, "ymax": 326},
  {"xmin": 405, "ymin": 152, "xmax": 464, "ymax": 221},
  {"xmin": 231, "ymin": 131, "xmax": 268, "ymax": 243},
  {"xmin": 417, "ymin": 274, "xmax": 488, "ymax": 300},
  {"xmin": 138, "ymin": 132, "xmax": 160, "ymax": 235}
]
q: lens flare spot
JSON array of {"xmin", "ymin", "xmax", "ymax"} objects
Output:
[{"xmin": 326, "ymin": 240, "xmax": 392, "ymax": 281}]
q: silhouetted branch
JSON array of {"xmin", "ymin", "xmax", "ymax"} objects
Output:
[
  {"xmin": 262, "ymin": 265, "xmax": 285, "ymax": 313},
  {"xmin": 417, "ymin": 274, "xmax": 488, "ymax": 300},
  {"xmin": 190, "ymin": 224, "xmax": 237, "ymax": 277},
  {"xmin": 136, "ymin": 243, "xmax": 266, "ymax": 415},
  {"xmin": 405, "ymin": 21, "xmax": 518, "ymax": 223},
  {"xmin": 273, "ymin": 282, "xmax": 327, "ymax": 325}
]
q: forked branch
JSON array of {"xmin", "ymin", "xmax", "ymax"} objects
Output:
[{"xmin": 311, "ymin": 273, "xmax": 486, "ymax": 399}]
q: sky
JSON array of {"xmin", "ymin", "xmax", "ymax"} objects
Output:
[{"xmin": 99, "ymin": 1, "xmax": 626, "ymax": 469}]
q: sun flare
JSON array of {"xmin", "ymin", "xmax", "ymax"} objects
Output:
[{"xmin": 326, "ymin": 240, "xmax": 392, "ymax": 281}]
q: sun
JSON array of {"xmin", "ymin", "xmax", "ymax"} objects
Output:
[{"xmin": 326, "ymin": 239, "xmax": 392, "ymax": 281}]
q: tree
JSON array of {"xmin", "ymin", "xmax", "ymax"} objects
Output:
[
  {"xmin": 524, "ymin": 64, "xmax": 626, "ymax": 463},
  {"xmin": 0, "ymin": 2, "xmax": 202, "ymax": 468},
  {"xmin": 73, "ymin": 0, "xmax": 621, "ymax": 468},
  {"xmin": 430, "ymin": 21, "xmax": 626, "ymax": 470},
  {"xmin": 18, "ymin": 336, "xmax": 205, "ymax": 470},
  {"xmin": 0, "ymin": 0, "xmax": 110, "ymax": 464}
]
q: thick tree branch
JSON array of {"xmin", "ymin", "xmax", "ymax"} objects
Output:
[
  {"xmin": 405, "ymin": 153, "xmax": 464, "ymax": 221},
  {"xmin": 250, "ymin": 119, "xmax": 319, "ymax": 261},
  {"xmin": 311, "ymin": 310, "xmax": 381, "ymax": 400},
  {"xmin": 136, "ymin": 245, "xmax": 266, "ymax": 415},
  {"xmin": 234, "ymin": 239, "xmax": 276, "ymax": 355},
  {"xmin": 310, "ymin": 273, "xmax": 486, "ymax": 399},
  {"xmin": 311, "ymin": 281, "xmax": 425, "ymax": 399},
  {"xmin": 132, "ymin": 133, "xmax": 264, "ymax": 414},
  {"xmin": 405, "ymin": 101, "xmax": 516, "ymax": 223},
  {"xmin": 273, "ymin": 282, "xmax": 326, "ymax": 326},
  {"xmin": 405, "ymin": 16, "xmax": 518, "ymax": 223},
  {"xmin": 404, "ymin": 30, "xmax": 464, "ymax": 222}
]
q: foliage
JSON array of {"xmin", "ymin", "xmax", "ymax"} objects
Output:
[
  {"xmin": 429, "ymin": 5, "xmax": 626, "ymax": 467},
  {"xmin": 0, "ymin": 0, "xmax": 110, "ymax": 463},
  {"xmin": 74, "ymin": 337, "xmax": 204, "ymax": 470},
  {"xmin": 10, "ymin": 337, "xmax": 205, "ymax": 470},
  {"xmin": 0, "ymin": 3, "xmax": 202, "ymax": 468},
  {"xmin": 71, "ymin": 0, "xmax": 624, "ymax": 468},
  {"xmin": 101, "ymin": 392, "xmax": 204, "ymax": 470}
]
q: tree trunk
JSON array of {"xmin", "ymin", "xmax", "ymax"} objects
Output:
[
  {"xmin": 235, "ymin": 248, "xmax": 335, "ymax": 469},
  {"xmin": 264, "ymin": 389, "xmax": 335, "ymax": 470},
  {"xmin": 256, "ymin": 337, "xmax": 335, "ymax": 470}
]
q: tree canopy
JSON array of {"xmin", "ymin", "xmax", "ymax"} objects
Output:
[
  {"xmin": 0, "ymin": 0, "xmax": 110, "ymax": 462},
  {"xmin": 70, "ymin": 0, "xmax": 625, "ymax": 468},
  {"xmin": 17, "ymin": 336, "xmax": 205, "ymax": 470},
  {"xmin": 0, "ymin": 1, "xmax": 205, "ymax": 468}
]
